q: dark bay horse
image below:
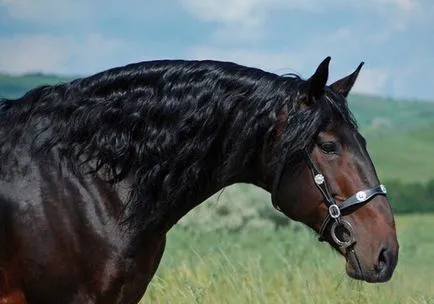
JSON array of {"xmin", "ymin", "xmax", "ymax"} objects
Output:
[{"xmin": 0, "ymin": 57, "xmax": 398, "ymax": 303}]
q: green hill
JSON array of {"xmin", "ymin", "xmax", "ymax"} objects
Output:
[
  {"xmin": 1, "ymin": 73, "xmax": 433, "ymax": 183},
  {"xmin": 0, "ymin": 73, "xmax": 73, "ymax": 99},
  {"xmin": 366, "ymin": 126, "xmax": 434, "ymax": 182},
  {"xmin": 345, "ymin": 95, "xmax": 434, "ymax": 182},
  {"xmin": 348, "ymin": 94, "xmax": 434, "ymax": 137}
]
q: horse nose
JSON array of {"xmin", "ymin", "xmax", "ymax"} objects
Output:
[{"xmin": 375, "ymin": 246, "xmax": 396, "ymax": 282}]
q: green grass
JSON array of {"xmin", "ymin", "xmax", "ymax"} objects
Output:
[{"xmin": 141, "ymin": 214, "xmax": 434, "ymax": 304}]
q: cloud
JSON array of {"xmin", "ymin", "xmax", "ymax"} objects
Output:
[
  {"xmin": 180, "ymin": 0, "xmax": 423, "ymax": 25},
  {"xmin": 180, "ymin": 0, "xmax": 264, "ymax": 26},
  {"xmin": 181, "ymin": 0, "xmax": 427, "ymax": 98},
  {"xmin": 188, "ymin": 45, "xmax": 390, "ymax": 95},
  {"xmin": 180, "ymin": 0, "xmax": 322, "ymax": 25},
  {"xmin": 187, "ymin": 46, "xmax": 305, "ymax": 75},
  {"xmin": 351, "ymin": 68, "xmax": 389, "ymax": 95},
  {"xmin": 0, "ymin": 33, "xmax": 143, "ymax": 75},
  {"xmin": 180, "ymin": 0, "xmax": 324, "ymax": 43},
  {"xmin": 0, "ymin": 0, "xmax": 173, "ymax": 27},
  {"xmin": 0, "ymin": 0, "xmax": 93, "ymax": 25},
  {"xmin": 0, "ymin": 34, "xmax": 75, "ymax": 74},
  {"xmin": 373, "ymin": 0, "xmax": 418, "ymax": 11},
  {"xmin": 1, "ymin": 0, "xmax": 431, "ymax": 100},
  {"xmin": 180, "ymin": 0, "xmax": 427, "ymax": 47}
]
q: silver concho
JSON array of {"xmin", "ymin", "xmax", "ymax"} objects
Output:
[
  {"xmin": 356, "ymin": 191, "xmax": 367, "ymax": 202},
  {"xmin": 314, "ymin": 174, "xmax": 324, "ymax": 185},
  {"xmin": 380, "ymin": 184, "xmax": 387, "ymax": 194}
]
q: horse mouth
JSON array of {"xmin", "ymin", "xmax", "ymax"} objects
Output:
[
  {"xmin": 346, "ymin": 267, "xmax": 392, "ymax": 283},
  {"xmin": 344, "ymin": 250, "xmax": 394, "ymax": 283}
]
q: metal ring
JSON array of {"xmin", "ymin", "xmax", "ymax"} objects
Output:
[{"xmin": 330, "ymin": 219, "xmax": 356, "ymax": 248}]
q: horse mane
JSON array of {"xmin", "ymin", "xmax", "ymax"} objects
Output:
[{"xmin": 0, "ymin": 60, "xmax": 357, "ymax": 232}]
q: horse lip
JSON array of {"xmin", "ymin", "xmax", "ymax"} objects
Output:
[{"xmin": 345, "ymin": 251, "xmax": 393, "ymax": 283}]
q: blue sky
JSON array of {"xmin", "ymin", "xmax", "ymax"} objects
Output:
[{"xmin": 0, "ymin": 0, "xmax": 433, "ymax": 101}]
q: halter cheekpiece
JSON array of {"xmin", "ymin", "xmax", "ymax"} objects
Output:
[{"xmin": 272, "ymin": 149, "xmax": 387, "ymax": 249}]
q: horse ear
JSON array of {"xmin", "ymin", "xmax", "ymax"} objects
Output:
[
  {"xmin": 330, "ymin": 62, "xmax": 364, "ymax": 97},
  {"xmin": 304, "ymin": 56, "xmax": 331, "ymax": 105}
]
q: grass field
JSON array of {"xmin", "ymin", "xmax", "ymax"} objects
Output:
[{"xmin": 140, "ymin": 214, "xmax": 434, "ymax": 304}]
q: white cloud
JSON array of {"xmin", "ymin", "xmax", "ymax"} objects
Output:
[
  {"xmin": 373, "ymin": 0, "xmax": 418, "ymax": 11},
  {"xmin": 328, "ymin": 28, "xmax": 352, "ymax": 42},
  {"xmin": 351, "ymin": 68, "xmax": 389, "ymax": 95},
  {"xmin": 0, "ymin": 34, "xmax": 75, "ymax": 74},
  {"xmin": 180, "ymin": 0, "xmax": 427, "ymax": 47},
  {"xmin": 0, "ymin": 34, "xmax": 143, "ymax": 75},
  {"xmin": 188, "ymin": 45, "xmax": 390, "ymax": 96},
  {"xmin": 180, "ymin": 0, "xmax": 264, "ymax": 26},
  {"xmin": 1, "ymin": 0, "xmax": 431, "ymax": 100},
  {"xmin": 180, "ymin": 0, "xmax": 324, "ymax": 43},
  {"xmin": 180, "ymin": 0, "xmax": 422, "ymax": 26},
  {"xmin": 180, "ymin": 0, "xmax": 324, "ymax": 25},
  {"xmin": 0, "ymin": 0, "xmax": 93, "ymax": 25},
  {"xmin": 187, "ymin": 46, "xmax": 305, "ymax": 75}
]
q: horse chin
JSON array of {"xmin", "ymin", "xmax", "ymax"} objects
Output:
[
  {"xmin": 344, "ymin": 255, "xmax": 392, "ymax": 283},
  {"xmin": 345, "ymin": 262, "xmax": 368, "ymax": 282}
]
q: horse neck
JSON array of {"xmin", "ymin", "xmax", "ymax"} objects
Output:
[
  {"xmin": 49, "ymin": 64, "xmax": 287, "ymax": 233},
  {"xmin": 161, "ymin": 156, "xmax": 264, "ymax": 232},
  {"xmin": 135, "ymin": 117, "xmax": 271, "ymax": 232}
]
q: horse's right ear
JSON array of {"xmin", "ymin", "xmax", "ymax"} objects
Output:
[{"xmin": 303, "ymin": 56, "xmax": 331, "ymax": 105}]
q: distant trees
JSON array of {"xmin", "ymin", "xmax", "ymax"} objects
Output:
[{"xmin": 386, "ymin": 179, "xmax": 434, "ymax": 213}]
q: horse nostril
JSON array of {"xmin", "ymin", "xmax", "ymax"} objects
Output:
[{"xmin": 376, "ymin": 248, "xmax": 389, "ymax": 274}]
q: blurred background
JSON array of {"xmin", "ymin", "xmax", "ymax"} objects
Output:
[{"xmin": 1, "ymin": 1, "xmax": 433, "ymax": 303}]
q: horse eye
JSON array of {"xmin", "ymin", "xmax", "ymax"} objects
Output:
[{"xmin": 320, "ymin": 142, "xmax": 338, "ymax": 154}]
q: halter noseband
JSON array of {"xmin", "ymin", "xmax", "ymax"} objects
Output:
[{"xmin": 272, "ymin": 149, "xmax": 387, "ymax": 249}]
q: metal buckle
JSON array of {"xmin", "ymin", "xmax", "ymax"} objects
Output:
[
  {"xmin": 328, "ymin": 204, "xmax": 340, "ymax": 219},
  {"xmin": 331, "ymin": 219, "xmax": 356, "ymax": 248}
]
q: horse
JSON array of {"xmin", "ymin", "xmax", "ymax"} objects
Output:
[{"xmin": 0, "ymin": 56, "xmax": 399, "ymax": 303}]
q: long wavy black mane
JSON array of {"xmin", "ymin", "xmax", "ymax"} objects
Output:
[{"xmin": 0, "ymin": 60, "xmax": 357, "ymax": 232}]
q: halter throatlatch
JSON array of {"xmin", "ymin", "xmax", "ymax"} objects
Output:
[{"xmin": 272, "ymin": 149, "xmax": 388, "ymax": 249}]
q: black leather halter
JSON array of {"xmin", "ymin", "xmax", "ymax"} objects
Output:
[{"xmin": 272, "ymin": 149, "xmax": 388, "ymax": 248}]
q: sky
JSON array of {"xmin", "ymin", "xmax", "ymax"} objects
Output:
[{"xmin": 0, "ymin": 0, "xmax": 433, "ymax": 101}]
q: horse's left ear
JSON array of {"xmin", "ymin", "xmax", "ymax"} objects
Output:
[{"xmin": 330, "ymin": 62, "xmax": 364, "ymax": 97}]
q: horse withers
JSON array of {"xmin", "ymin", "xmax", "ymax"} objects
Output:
[{"xmin": 0, "ymin": 57, "xmax": 398, "ymax": 303}]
